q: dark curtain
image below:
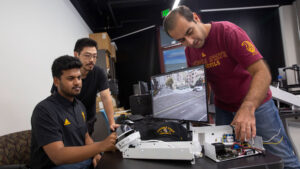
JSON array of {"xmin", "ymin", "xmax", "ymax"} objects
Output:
[
  {"xmin": 114, "ymin": 8, "xmax": 285, "ymax": 108},
  {"xmin": 115, "ymin": 27, "xmax": 160, "ymax": 109}
]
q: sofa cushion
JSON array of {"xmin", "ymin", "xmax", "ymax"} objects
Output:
[{"xmin": 0, "ymin": 130, "xmax": 31, "ymax": 165}]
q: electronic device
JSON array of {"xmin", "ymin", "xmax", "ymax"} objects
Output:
[
  {"xmin": 115, "ymin": 124, "xmax": 141, "ymax": 150},
  {"xmin": 116, "ymin": 124, "xmax": 266, "ymax": 164},
  {"xmin": 116, "ymin": 124, "xmax": 201, "ymax": 164},
  {"xmin": 151, "ymin": 65, "xmax": 208, "ymax": 122},
  {"xmin": 129, "ymin": 94, "xmax": 152, "ymax": 115},
  {"xmin": 192, "ymin": 125, "xmax": 265, "ymax": 162},
  {"xmin": 133, "ymin": 81, "xmax": 149, "ymax": 95},
  {"xmin": 162, "ymin": 45, "xmax": 187, "ymax": 73},
  {"xmin": 127, "ymin": 114, "xmax": 144, "ymax": 121},
  {"xmin": 116, "ymin": 124, "xmax": 265, "ymax": 164}
]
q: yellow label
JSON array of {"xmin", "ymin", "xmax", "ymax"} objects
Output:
[
  {"xmin": 81, "ymin": 112, "xmax": 86, "ymax": 121},
  {"xmin": 157, "ymin": 126, "xmax": 175, "ymax": 135},
  {"xmin": 64, "ymin": 119, "xmax": 71, "ymax": 126},
  {"xmin": 201, "ymin": 52, "xmax": 206, "ymax": 57},
  {"xmin": 241, "ymin": 41, "xmax": 257, "ymax": 55}
]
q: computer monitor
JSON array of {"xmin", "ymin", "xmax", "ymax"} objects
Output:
[
  {"xmin": 151, "ymin": 65, "xmax": 208, "ymax": 122},
  {"xmin": 133, "ymin": 81, "xmax": 149, "ymax": 95},
  {"xmin": 162, "ymin": 46, "xmax": 187, "ymax": 73}
]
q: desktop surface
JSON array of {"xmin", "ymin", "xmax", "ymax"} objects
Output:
[{"xmin": 96, "ymin": 151, "xmax": 283, "ymax": 169}]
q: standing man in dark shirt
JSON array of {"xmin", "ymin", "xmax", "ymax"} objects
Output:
[
  {"xmin": 52, "ymin": 38, "xmax": 118, "ymax": 134},
  {"xmin": 31, "ymin": 56, "xmax": 117, "ymax": 169}
]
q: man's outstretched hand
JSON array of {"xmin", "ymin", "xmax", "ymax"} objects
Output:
[{"xmin": 231, "ymin": 102, "xmax": 256, "ymax": 142}]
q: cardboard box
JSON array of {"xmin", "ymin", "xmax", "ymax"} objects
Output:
[
  {"xmin": 105, "ymin": 53, "xmax": 110, "ymax": 69},
  {"xmin": 109, "ymin": 44, "xmax": 116, "ymax": 60},
  {"xmin": 96, "ymin": 95, "xmax": 102, "ymax": 113},
  {"xmin": 96, "ymin": 93, "xmax": 117, "ymax": 113},
  {"xmin": 89, "ymin": 32, "xmax": 111, "ymax": 53}
]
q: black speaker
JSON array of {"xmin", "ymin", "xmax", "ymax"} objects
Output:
[{"xmin": 129, "ymin": 94, "xmax": 152, "ymax": 115}]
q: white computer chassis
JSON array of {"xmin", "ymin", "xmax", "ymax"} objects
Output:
[
  {"xmin": 117, "ymin": 125, "xmax": 264, "ymax": 164},
  {"xmin": 116, "ymin": 130, "xmax": 201, "ymax": 164}
]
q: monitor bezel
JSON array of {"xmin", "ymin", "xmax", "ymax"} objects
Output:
[{"xmin": 150, "ymin": 64, "xmax": 209, "ymax": 123}]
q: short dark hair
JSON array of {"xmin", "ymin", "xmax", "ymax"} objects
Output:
[
  {"xmin": 74, "ymin": 38, "xmax": 98, "ymax": 54},
  {"xmin": 163, "ymin": 5, "xmax": 194, "ymax": 37},
  {"xmin": 51, "ymin": 55, "xmax": 82, "ymax": 78}
]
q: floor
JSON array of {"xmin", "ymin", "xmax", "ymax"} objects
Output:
[{"xmin": 286, "ymin": 117, "xmax": 300, "ymax": 160}]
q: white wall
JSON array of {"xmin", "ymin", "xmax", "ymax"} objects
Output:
[
  {"xmin": 0, "ymin": 0, "xmax": 92, "ymax": 136},
  {"xmin": 279, "ymin": 4, "xmax": 300, "ymax": 85},
  {"xmin": 295, "ymin": 0, "xmax": 300, "ymax": 65}
]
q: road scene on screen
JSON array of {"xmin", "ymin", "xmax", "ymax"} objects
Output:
[{"xmin": 151, "ymin": 67, "xmax": 207, "ymax": 121}]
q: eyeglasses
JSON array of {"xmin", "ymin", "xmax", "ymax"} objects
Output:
[{"xmin": 82, "ymin": 54, "xmax": 98, "ymax": 60}]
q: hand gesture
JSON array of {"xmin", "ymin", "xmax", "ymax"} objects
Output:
[
  {"xmin": 101, "ymin": 132, "xmax": 117, "ymax": 152},
  {"xmin": 231, "ymin": 102, "xmax": 256, "ymax": 142},
  {"xmin": 92, "ymin": 154, "xmax": 101, "ymax": 168},
  {"xmin": 110, "ymin": 123, "xmax": 120, "ymax": 132}
]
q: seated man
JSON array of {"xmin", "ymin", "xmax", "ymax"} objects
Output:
[
  {"xmin": 51, "ymin": 38, "xmax": 119, "ymax": 135},
  {"xmin": 30, "ymin": 55, "xmax": 117, "ymax": 169}
]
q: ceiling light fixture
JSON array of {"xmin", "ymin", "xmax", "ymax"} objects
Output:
[{"xmin": 172, "ymin": 0, "xmax": 180, "ymax": 10}]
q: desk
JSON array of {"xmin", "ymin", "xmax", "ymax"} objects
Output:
[{"xmin": 96, "ymin": 151, "xmax": 283, "ymax": 169}]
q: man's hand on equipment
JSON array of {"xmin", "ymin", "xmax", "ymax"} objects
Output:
[
  {"xmin": 110, "ymin": 123, "xmax": 120, "ymax": 132},
  {"xmin": 231, "ymin": 101, "xmax": 256, "ymax": 142},
  {"xmin": 100, "ymin": 132, "xmax": 117, "ymax": 151}
]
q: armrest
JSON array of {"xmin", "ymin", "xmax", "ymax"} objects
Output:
[{"xmin": 0, "ymin": 164, "xmax": 29, "ymax": 169}]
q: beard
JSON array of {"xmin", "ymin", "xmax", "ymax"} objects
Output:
[
  {"xmin": 84, "ymin": 62, "xmax": 95, "ymax": 71},
  {"xmin": 59, "ymin": 83, "xmax": 81, "ymax": 98}
]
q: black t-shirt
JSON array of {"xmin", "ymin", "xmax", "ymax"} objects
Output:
[
  {"xmin": 30, "ymin": 92, "xmax": 88, "ymax": 169},
  {"xmin": 51, "ymin": 66, "xmax": 109, "ymax": 122}
]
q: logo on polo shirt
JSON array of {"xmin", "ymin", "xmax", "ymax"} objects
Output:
[
  {"xmin": 241, "ymin": 41, "xmax": 258, "ymax": 55},
  {"xmin": 81, "ymin": 112, "xmax": 86, "ymax": 121},
  {"xmin": 64, "ymin": 118, "xmax": 71, "ymax": 126},
  {"xmin": 201, "ymin": 52, "xmax": 206, "ymax": 57}
]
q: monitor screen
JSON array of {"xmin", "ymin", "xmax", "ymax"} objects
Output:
[
  {"xmin": 151, "ymin": 65, "xmax": 208, "ymax": 122},
  {"xmin": 163, "ymin": 46, "xmax": 187, "ymax": 73}
]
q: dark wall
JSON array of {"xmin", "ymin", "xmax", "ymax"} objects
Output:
[
  {"xmin": 114, "ymin": 7, "xmax": 285, "ymax": 108},
  {"xmin": 115, "ymin": 27, "xmax": 160, "ymax": 109},
  {"xmin": 181, "ymin": 0, "xmax": 294, "ymax": 12},
  {"xmin": 200, "ymin": 7, "xmax": 285, "ymax": 80}
]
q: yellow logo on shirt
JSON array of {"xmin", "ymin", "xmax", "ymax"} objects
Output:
[
  {"xmin": 81, "ymin": 112, "xmax": 86, "ymax": 121},
  {"xmin": 201, "ymin": 52, "xmax": 206, "ymax": 57},
  {"xmin": 64, "ymin": 119, "xmax": 71, "ymax": 126},
  {"xmin": 241, "ymin": 41, "xmax": 257, "ymax": 55}
]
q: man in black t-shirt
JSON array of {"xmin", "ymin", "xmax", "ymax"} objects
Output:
[
  {"xmin": 52, "ymin": 38, "xmax": 119, "ymax": 134},
  {"xmin": 31, "ymin": 56, "xmax": 117, "ymax": 169}
]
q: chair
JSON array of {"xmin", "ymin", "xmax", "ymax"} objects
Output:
[{"xmin": 0, "ymin": 130, "xmax": 31, "ymax": 169}]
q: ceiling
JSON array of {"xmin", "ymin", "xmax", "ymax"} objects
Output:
[{"xmin": 70, "ymin": 0, "xmax": 295, "ymax": 39}]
